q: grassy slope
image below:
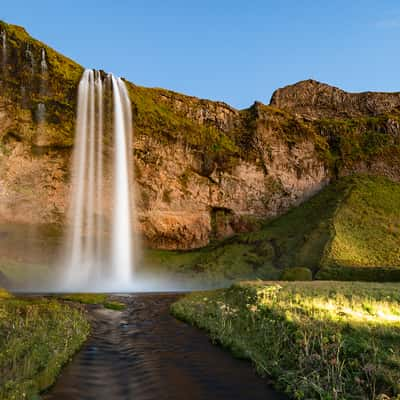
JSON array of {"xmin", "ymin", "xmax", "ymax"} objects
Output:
[
  {"xmin": 171, "ymin": 281, "xmax": 400, "ymax": 399},
  {"xmin": 145, "ymin": 175, "xmax": 400, "ymax": 283},
  {"xmin": 318, "ymin": 176, "xmax": 400, "ymax": 280},
  {"xmin": 0, "ymin": 290, "xmax": 90, "ymax": 400},
  {"xmin": 143, "ymin": 177, "xmax": 349, "ymax": 282}
]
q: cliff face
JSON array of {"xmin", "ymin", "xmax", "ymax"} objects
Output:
[{"xmin": 0, "ymin": 22, "xmax": 399, "ymax": 250}]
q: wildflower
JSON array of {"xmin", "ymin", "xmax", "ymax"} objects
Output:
[{"xmin": 249, "ymin": 305, "xmax": 258, "ymax": 313}]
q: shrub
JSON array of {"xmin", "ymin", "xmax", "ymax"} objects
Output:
[{"xmin": 281, "ymin": 267, "xmax": 312, "ymax": 281}]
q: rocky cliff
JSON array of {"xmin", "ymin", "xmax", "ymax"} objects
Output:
[
  {"xmin": 0, "ymin": 21, "xmax": 399, "ymax": 251},
  {"xmin": 270, "ymin": 79, "xmax": 400, "ymax": 119}
]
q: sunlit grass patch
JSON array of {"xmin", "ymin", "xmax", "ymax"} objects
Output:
[
  {"xmin": 172, "ymin": 281, "xmax": 400, "ymax": 400},
  {"xmin": 0, "ymin": 288, "xmax": 12, "ymax": 299}
]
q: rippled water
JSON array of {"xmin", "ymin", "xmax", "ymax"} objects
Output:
[{"xmin": 44, "ymin": 294, "xmax": 286, "ymax": 400}]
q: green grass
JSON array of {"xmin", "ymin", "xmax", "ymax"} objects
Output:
[
  {"xmin": 103, "ymin": 301, "xmax": 126, "ymax": 311},
  {"xmin": 172, "ymin": 281, "xmax": 400, "ymax": 400},
  {"xmin": 143, "ymin": 176, "xmax": 346, "ymax": 282},
  {"xmin": 61, "ymin": 293, "xmax": 108, "ymax": 304},
  {"xmin": 144, "ymin": 175, "xmax": 400, "ymax": 283},
  {"xmin": 61, "ymin": 294, "xmax": 126, "ymax": 311},
  {"xmin": 319, "ymin": 176, "xmax": 400, "ymax": 279},
  {"xmin": 0, "ymin": 288, "xmax": 12, "ymax": 299},
  {"xmin": 281, "ymin": 267, "xmax": 312, "ymax": 281},
  {"xmin": 0, "ymin": 290, "xmax": 90, "ymax": 400}
]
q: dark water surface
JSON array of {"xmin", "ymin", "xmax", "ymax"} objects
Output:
[{"xmin": 44, "ymin": 293, "xmax": 286, "ymax": 400}]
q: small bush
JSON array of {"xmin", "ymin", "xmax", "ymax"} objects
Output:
[
  {"xmin": 103, "ymin": 301, "xmax": 126, "ymax": 311},
  {"xmin": 281, "ymin": 267, "xmax": 312, "ymax": 281}
]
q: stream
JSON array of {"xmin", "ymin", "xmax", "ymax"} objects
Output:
[{"xmin": 44, "ymin": 293, "xmax": 286, "ymax": 400}]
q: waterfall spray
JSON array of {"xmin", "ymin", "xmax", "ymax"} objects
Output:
[{"xmin": 63, "ymin": 69, "xmax": 138, "ymax": 291}]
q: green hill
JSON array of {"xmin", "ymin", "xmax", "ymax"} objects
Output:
[{"xmin": 145, "ymin": 175, "xmax": 400, "ymax": 283}]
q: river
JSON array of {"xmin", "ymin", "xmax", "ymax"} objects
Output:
[{"xmin": 44, "ymin": 293, "xmax": 286, "ymax": 400}]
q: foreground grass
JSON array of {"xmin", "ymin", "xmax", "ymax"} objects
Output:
[
  {"xmin": 171, "ymin": 281, "xmax": 400, "ymax": 400},
  {"xmin": 0, "ymin": 291, "xmax": 90, "ymax": 400}
]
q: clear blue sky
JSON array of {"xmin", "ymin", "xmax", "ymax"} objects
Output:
[{"xmin": 2, "ymin": 0, "xmax": 400, "ymax": 108}]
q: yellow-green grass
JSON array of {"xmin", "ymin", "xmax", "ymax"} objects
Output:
[
  {"xmin": 0, "ymin": 289, "xmax": 90, "ymax": 400},
  {"xmin": 319, "ymin": 175, "xmax": 400, "ymax": 280},
  {"xmin": 61, "ymin": 293, "xmax": 126, "ymax": 311},
  {"xmin": 171, "ymin": 281, "xmax": 400, "ymax": 400},
  {"xmin": 0, "ymin": 288, "xmax": 12, "ymax": 299}
]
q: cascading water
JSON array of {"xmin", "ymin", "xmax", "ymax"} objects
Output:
[
  {"xmin": 63, "ymin": 69, "xmax": 139, "ymax": 291},
  {"xmin": 1, "ymin": 30, "xmax": 6, "ymax": 78},
  {"xmin": 25, "ymin": 43, "xmax": 35, "ymax": 74},
  {"xmin": 40, "ymin": 48, "xmax": 48, "ymax": 73},
  {"xmin": 37, "ymin": 49, "xmax": 47, "ymax": 125},
  {"xmin": 36, "ymin": 103, "xmax": 46, "ymax": 123}
]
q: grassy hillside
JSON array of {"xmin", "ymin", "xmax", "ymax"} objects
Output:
[
  {"xmin": 145, "ymin": 175, "xmax": 400, "ymax": 283},
  {"xmin": 318, "ymin": 176, "xmax": 400, "ymax": 280},
  {"xmin": 171, "ymin": 281, "xmax": 400, "ymax": 399}
]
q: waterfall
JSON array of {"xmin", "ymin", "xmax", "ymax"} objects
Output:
[
  {"xmin": 36, "ymin": 103, "xmax": 46, "ymax": 123},
  {"xmin": 25, "ymin": 44, "xmax": 35, "ymax": 74},
  {"xmin": 40, "ymin": 48, "xmax": 48, "ymax": 73},
  {"xmin": 38, "ymin": 48, "xmax": 48, "ymax": 117},
  {"xmin": 64, "ymin": 69, "xmax": 138, "ymax": 291},
  {"xmin": 1, "ymin": 30, "xmax": 6, "ymax": 77}
]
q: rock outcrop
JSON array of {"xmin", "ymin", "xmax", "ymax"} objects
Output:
[
  {"xmin": 270, "ymin": 79, "xmax": 400, "ymax": 119},
  {"xmin": 0, "ymin": 21, "xmax": 399, "ymax": 251}
]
